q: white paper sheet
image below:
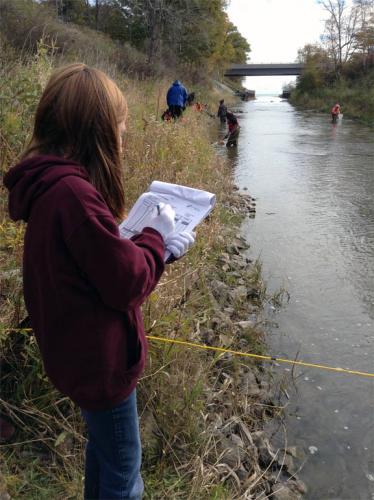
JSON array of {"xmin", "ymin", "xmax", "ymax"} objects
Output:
[{"xmin": 119, "ymin": 181, "xmax": 216, "ymax": 260}]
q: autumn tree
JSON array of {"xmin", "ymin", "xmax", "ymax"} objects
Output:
[
  {"xmin": 353, "ymin": 0, "xmax": 374, "ymax": 68},
  {"xmin": 319, "ymin": 0, "xmax": 374, "ymax": 73},
  {"xmin": 38, "ymin": 0, "xmax": 250, "ymax": 74},
  {"xmin": 320, "ymin": 0, "xmax": 360, "ymax": 72}
]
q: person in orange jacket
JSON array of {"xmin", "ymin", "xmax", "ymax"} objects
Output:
[{"xmin": 331, "ymin": 102, "xmax": 341, "ymax": 123}]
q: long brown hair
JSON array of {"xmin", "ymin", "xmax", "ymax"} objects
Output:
[{"xmin": 24, "ymin": 63, "xmax": 128, "ymax": 219}]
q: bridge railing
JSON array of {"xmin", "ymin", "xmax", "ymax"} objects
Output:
[{"xmin": 224, "ymin": 63, "xmax": 304, "ymax": 77}]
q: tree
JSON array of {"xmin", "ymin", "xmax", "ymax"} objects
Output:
[
  {"xmin": 319, "ymin": 0, "xmax": 374, "ymax": 72},
  {"xmin": 353, "ymin": 0, "xmax": 374, "ymax": 68},
  {"xmin": 40, "ymin": 0, "xmax": 91, "ymax": 23},
  {"xmin": 38, "ymin": 0, "xmax": 250, "ymax": 74}
]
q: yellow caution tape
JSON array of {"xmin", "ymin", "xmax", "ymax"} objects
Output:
[
  {"xmin": 146, "ymin": 335, "xmax": 374, "ymax": 379},
  {"xmin": 2, "ymin": 328, "xmax": 373, "ymax": 379}
]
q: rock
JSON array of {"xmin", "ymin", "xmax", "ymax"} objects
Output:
[
  {"xmin": 217, "ymin": 436, "xmax": 243, "ymax": 468},
  {"xmin": 230, "ymin": 270, "xmax": 243, "ymax": 278},
  {"xmin": 210, "ymin": 279, "xmax": 226, "ymax": 292},
  {"xmin": 233, "ymin": 236, "xmax": 249, "ymax": 250},
  {"xmin": 219, "ymin": 334, "xmax": 232, "ymax": 346},
  {"xmin": 284, "ymin": 446, "xmax": 298, "ymax": 458},
  {"xmin": 230, "ymin": 255, "xmax": 248, "ymax": 269},
  {"xmin": 200, "ymin": 329, "xmax": 215, "ymax": 345},
  {"xmin": 227, "ymin": 244, "xmax": 240, "ymax": 255},
  {"xmin": 211, "ymin": 314, "xmax": 232, "ymax": 330},
  {"xmin": 239, "ymin": 371, "xmax": 258, "ymax": 393},
  {"xmin": 211, "ymin": 414, "xmax": 223, "ymax": 430},
  {"xmin": 210, "ymin": 280, "xmax": 230, "ymax": 303},
  {"xmin": 236, "ymin": 466, "xmax": 249, "ymax": 481},
  {"xmin": 252, "ymin": 431, "xmax": 266, "ymax": 448},
  {"xmin": 223, "ymin": 307, "xmax": 234, "ymax": 315},
  {"xmin": 236, "ymin": 320, "xmax": 256, "ymax": 330},
  {"xmin": 247, "ymin": 287, "xmax": 260, "ymax": 299},
  {"xmin": 229, "ymin": 286, "xmax": 248, "ymax": 302},
  {"xmin": 270, "ymin": 485, "xmax": 301, "ymax": 500},
  {"xmin": 219, "ymin": 253, "xmax": 230, "ymax": 263},
  {"xmin": 260, "ymin": 380, "xmax": 271, "ymax": 392},
  {"xmin": 230, "ymin": 433, "xmax": 244, "ymax": 448},
  {"xmin": 237, "ymin": 338, "xmax": 249, "ymax": 348},
  {"xmin": 258, "ymin": 444, "xmax": 277, "ymax": 466},
  {"xmin": 289, "ymin": 479, "xmax": 307, "ymax": 495},
  {"xmin": 276, "ymin": 453, "xmax": 295, "ymax": 472}
]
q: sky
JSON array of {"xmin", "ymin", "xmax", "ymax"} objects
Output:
[{"xmin": 226, "ymin": 0, "xmax": 328, "ymax": 93}]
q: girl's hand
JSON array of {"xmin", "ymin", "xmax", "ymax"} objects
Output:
[
  {"xmin": 140, "ymin": 202, "xmax": 175, "ymax": 240},
  {"xmin": 165, "ymin": 231, "xmax": 196, "ymax": 258}
]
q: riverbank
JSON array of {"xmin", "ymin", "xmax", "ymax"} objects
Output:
[
  {"xmin": 290, "ymin": 70, "xmax": 374, "ymax": 127},
  {"xmin": 0, "ymin": 43, "xmax": 305, "ymax": 499}
]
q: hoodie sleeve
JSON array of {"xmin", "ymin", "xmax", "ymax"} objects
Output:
[{"xmin": 66, "ymin": 215, "xmax": 165, "ymax": 311}]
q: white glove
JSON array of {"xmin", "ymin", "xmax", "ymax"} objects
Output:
[
  {"xmin": 165, "ymin": 231, "xmax": 196, "ymax": 258},
  {"xmin": 141, "ymin": 202, "xmax": 175, "ymax": 240}
]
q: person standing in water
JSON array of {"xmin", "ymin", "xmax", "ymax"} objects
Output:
[
  {"xmin": 331, "ymin": 102, "xmax": 341, "ymax": 123},
  {"xmin": 4, "ymin": 63, "xmax": 196, "ymax": 499},
  {"xmin": 217, "ymin": 99, "xmax": 227, "ymax": 124},
  {"xmin": 225, "ymin": 111, "xmax": 240, "ymax": 147}
]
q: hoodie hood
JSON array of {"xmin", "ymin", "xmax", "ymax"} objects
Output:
[
  {"xmin": 3, "ymin": 155, "xmax": 88, "ymax": 222},
  {"xmin": 173, "ymin": 80, "xmax": 181, "ymax": 86}
]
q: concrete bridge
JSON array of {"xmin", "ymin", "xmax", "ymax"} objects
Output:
[{"xmin": 224, "ymin": 63, "xmax": 304, "ymax": 77}]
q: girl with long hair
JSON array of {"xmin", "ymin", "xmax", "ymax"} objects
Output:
[{"xmin": 4, "ymin": 63, "xmax": 195, "ymax": 499}]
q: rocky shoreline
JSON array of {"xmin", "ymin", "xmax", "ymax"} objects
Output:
[{"xmin": 197, "ymin": 188, "xmax": 306, "ymax": 498}]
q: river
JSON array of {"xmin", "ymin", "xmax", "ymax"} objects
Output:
[{"xmin": 225, "ymin": 95, "xmax": 374, "ymax": 499}]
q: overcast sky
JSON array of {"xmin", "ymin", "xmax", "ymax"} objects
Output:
[{"xmin": 226, "ymin": 0, "xmax": 328, "ymax": 92}]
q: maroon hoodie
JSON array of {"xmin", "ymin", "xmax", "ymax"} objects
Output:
[{"xmin": 4, "ymin": 155, "xmax": 165, "ymax": 410}]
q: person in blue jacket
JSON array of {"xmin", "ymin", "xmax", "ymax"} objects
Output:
[{"xmin": 166, "ymin": 80, "xmax": 188, "ymax": 119}]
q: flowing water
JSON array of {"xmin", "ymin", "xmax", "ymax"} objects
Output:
[{"xmin": 224, "ymin": 95, "xmax": 374, "ymax": 499}]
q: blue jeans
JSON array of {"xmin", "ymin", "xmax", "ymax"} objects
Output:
[{"xmin": 81, "ymin": 390, "xmax": 144, "ymax": 499}]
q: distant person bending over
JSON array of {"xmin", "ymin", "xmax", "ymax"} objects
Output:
[
  {"xmin": 167, "ymin": 80, "xmax": 188, "ymax": 119},
  {"xmin": 217, "ymin": 99, "xmax": 227, "ymax": 124},
  {"xmin": 331, "ymin": 102, "xmax": 341, "ymax": 123},
  {"xmin": 225, "ymin": 111, "xmax": 240, "ymax": 147},
  {"xmin": 4, "ymin": 63, "xmax": 196, "ymax": 500}
]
